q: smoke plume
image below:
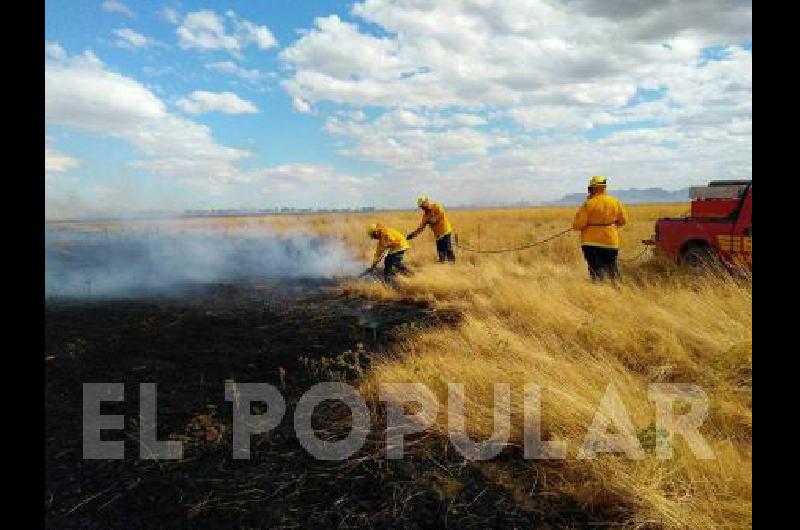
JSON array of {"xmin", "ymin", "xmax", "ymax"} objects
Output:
[{"xmin": 45, "ymin": 225, "xmax": 361, "ymax": 298}]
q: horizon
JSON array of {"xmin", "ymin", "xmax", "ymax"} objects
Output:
[
  {"xmin": 45, "ymin": 1, "xmax": 751, "ymax": 219},
  {"xmin": 44, "ymin": 184, "xmax": 699, "ymax": 222},
  {"xmin": 41, "ymin": 180, "xmax": 727, "ymax": 221}
]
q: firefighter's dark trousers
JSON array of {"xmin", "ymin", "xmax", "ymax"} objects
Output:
[
  {"xmin": 581, "ymin": 245, "xmax": 619, "ymax": 281},
  {"xmin": 384, "ymin": 251, "xmax": 410, "ymax": 278},
  {"xmin": 436, "ymin": 233, "xmax": 456, "ymax": 262}
]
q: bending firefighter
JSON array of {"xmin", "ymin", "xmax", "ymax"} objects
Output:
[
  {"xmin": 572, "ymin": 176, "xmax": 628, "ymax": 280},
  {"xmin": 406, "ymin": 196, "xmax": 455, "ymax": 262},
  {"xmin": 365, "ymin": 223, "xmax": 412, "ymax": 279}
]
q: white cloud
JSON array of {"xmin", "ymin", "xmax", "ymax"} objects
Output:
[
  {"xmin": 101, "ymin": 0, "xmax": 134, "ymax": 18},
  {"xmin": 281, "ymin": 1, "xmax": 750, "ymax": 110},
  {"xmin": 450, "ymin": 113, "xmax": 487, "ymax": 127},
  {"xmin": 324, "ymin": 109, "xmax": 498, "ymax": 177},
  {"xmin": 318, "ymin": 54, "xmax": 751, "ymax": 201},
  {"xmin": 509, "ymin": 105, "xmax": 616, "ymax": 131},
  {"xmin": 277, "ymin": 0, "xmax": 751, "ymax": 202},
  {"xmin": 229, "ymin": 11, "xmax": 278, "ymax": 50},
  {"xmin": 176, "ymin": 9, "xmax": 277, "ymax": 56},
  {"xmin": 46, "ymin": 41, "xmax": 67, "ymax": 60},
  {"xmin": 177, "ymin": 11, "xmax": 239, "ymax": 53},
  {"xmin": 46, "ymin": 50, "xmax": 167, "ymax": 128},
  {"xmin": 45, "ymin": 45, "xmax": 251, "ymax": 190},
  {"xmin": 45, "ymin": 45, "xmax": 371, "ymax": 212},
  {"xmin": 45, "ymin": 141, "xmax": 81, "ymax": 174},
  {"xmin": 281, "ymin": 15, "xmax": 409, "ymax": 83},
  {"xmin": 259, "ymin": 164, "xmax": 375, "ymax": 205},
  {"xmin": 176, "ymin": 90, "xmax": 258, "ymax": 114},
  {"xmin": 113, "ymin": 28, "xmax": 151, "ymax": 48},
  {"xmin": 292, "ymin": 97, "xmax": 311, "ymax": 113},
  {"xmin": 205, "ymin": 61, "xmax": 266, "ymax": 82}
]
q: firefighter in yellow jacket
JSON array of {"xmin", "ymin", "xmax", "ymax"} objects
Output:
[
  {"xmin": 572, "ymin": 176, "xmax": 628, "ymax": 280},
  {"xmin": 406, "ymin": 196, "xmax": 455, "ymax": 262},
  {"xmin": 364, "ymin": 223, "xmax": 412, "ymax": 278}
]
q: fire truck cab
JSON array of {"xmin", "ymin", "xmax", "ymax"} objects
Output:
[{"xmin": 643, "ymin": 180, "xmax": 752, "ymax": 270}]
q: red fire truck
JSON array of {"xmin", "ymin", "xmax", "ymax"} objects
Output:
[{"xmin": 643, "ymin": 180, "xmax": 752, "ymax": 270}]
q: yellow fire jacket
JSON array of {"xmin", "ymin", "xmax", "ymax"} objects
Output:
[
  {"xmin": 416, "ymin": 203, "xmax": 453, "ymax": 240},
  {"xmin": 571, "ymin": 192, "xmax": 628, "ymax": 249},
  {"xmin": 372, "ymin": 226, "xmax": 411, "ymax": 267}
]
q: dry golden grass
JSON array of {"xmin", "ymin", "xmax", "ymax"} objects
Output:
[{"xmin": 328, "ymin": 203, "xmax": 750, "ymax": 529}]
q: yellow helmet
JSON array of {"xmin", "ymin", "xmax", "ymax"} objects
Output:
[
  {"xmin": 416, "ymin": 195, "xmax": 430, "ymax": 207},
  {"xmin": 366, "ymin": 223, "xmax": 380, "ymax": 237},
  {"xmin": 588, "ymin": 175, "xmax": 607, "ymax": 188}
]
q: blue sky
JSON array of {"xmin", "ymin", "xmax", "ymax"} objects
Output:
[
  {"xmin": 46, "ymin": 1, "xmax": 358, "ymax": 208},
  {"xmin": 45, "ymin": 0, "xmax": 752, "ymax": 217}
]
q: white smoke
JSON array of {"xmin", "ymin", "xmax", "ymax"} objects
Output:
[{"xmin": 45, "ymin": 225, "xmax": 361, "ymax": 298}]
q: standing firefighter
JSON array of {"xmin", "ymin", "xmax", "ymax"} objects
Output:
[
  {"xmin": 406, "ymin": 196, "xmax": 455, "ymax": 262},
  {"xmin": 572, "ymin": 176, "xmax": 628, "ymax": 280},
  {"xmin": 364, "ymin": 223, "xmax": 412, "ymax": 279}
]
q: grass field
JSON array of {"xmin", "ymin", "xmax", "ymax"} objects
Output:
[
  {"xmin": 46, "ymin": 202, "xmax": 751, "ymax": 528},
  {"xmin": 350, "ymin": 204, "xmax": 751, "ymax": 530},
  {"xmin": 310, "ymin": 203, "xmax": 751, "ymax": 529}
]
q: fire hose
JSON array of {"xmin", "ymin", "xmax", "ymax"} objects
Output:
[
  {"xmin": 617, "ymin": 245, "xmax": 651, "ymax": 263},
  {"xmin": 454, "ymin": 228, "xmax": 572, "ymax": 254},
  {"xmin": 454, "ymin": 227, "xmax": 651, "ymax": 262}
]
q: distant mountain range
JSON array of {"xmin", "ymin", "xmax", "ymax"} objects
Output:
[{"xmin": 548, "ymin": 187, "xmax": 690, "ymax": 205}]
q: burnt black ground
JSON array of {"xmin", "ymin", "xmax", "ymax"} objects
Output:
[{"xmin": 45, "ymin": 280, "xmax": 628, "ymax": 529}]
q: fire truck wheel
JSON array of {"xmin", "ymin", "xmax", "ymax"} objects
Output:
[{"xmin": 681, "ymin": 242, "xmax": 721, "ymax": 272}]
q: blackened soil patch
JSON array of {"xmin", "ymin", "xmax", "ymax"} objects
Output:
[{"xmin": 45, "ymin": 280, "xmax": 628, "ymax": 529}]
